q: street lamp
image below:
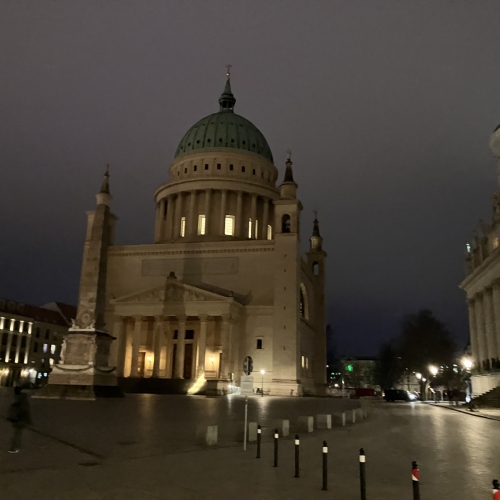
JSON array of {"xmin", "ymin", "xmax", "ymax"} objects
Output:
[
  {"xmin": 416, "ymin": 373, "xmax": 422, "ymax": 380},
  {"xmin": 429, "ymin": 366, "xmax": 438, "ymax": 376},
  {"xmin": 462, "ymin": 358, "xmax": 473, "ymax": 370},
  {"xmin": 260, "ymin": 369, "xmax": 265, "ymax": 397}
]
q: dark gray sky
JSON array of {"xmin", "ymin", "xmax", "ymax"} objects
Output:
[{"xmin": 1, "ymin": 1, "xmax": 500, "ymax": 355}]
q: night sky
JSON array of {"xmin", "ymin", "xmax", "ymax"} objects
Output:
[{"xmin": 1, "ymin": 2, "xmax": 500, "ymax": 356}]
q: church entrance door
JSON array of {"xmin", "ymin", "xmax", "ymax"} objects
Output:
[
  {"xmin": 184, "ymin": 344, "xmax": 193, "ymax": 379},
  {"xmin": 171, "ymin": 344, "xmax": 177, "ymax": 378},
  {"xmin": 137, "ymin": 352, "xmax": 145, "ymax": 377}
]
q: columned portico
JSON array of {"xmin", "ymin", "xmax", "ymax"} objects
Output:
[
  {"xmin": 197, "ymin": 314, "xmax": 208, "ymax": 377},
  {"xmin": 174, "ymin": 315, "xmax": 187, "ymax": 378}
]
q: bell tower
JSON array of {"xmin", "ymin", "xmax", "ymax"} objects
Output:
[{"xmin": 272, "ymin": 154, "xmax": 303, "ymax": 395}]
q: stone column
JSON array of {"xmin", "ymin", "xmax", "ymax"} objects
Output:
[
  {"xmin": 262, "ymin": 197, "xmax": 269, "ymax": 239},
  {"xmin": 155, "ymin": 199, "xmax": 165, "ymax": 242},
  {"xmin": 14, "ymin": 334, "xmax": 22, "ymax": 363},
  {"xmin": 484, "ymin": 287, "xmax": 498, "ymax": 365},
  {"xmin": 468, "ymin": 299, "xmax": 480, "ymax": 369},
  {"xmin": 5, "ymin": 321, "xmax": 13, "ymax": 363},
  {"xmin": 250, "ymin": 194, "xmax": 257, "ymax": 239},
  {"xmin": 204, "ymin": 189, "xmax": 211, "ymax": 235},
  {"xmin": 188, "ymin": 190, "xmax": 197, "ymax": 235},
  {"xmin": 220, "ymin": 190, "xmax": 228, "ymax": 235},
  {"xmin": 492, "ymin": 281, "xmax": 500, "ymax": 359},
  {"xmin": 475, "ymin": 294, "xmax": 487, "ymax": 368},
  {"xmin": 235, "ymin": 191, "xmax": 243, "ymax": 237},
  {"xmin": 166, "ymin": 195, "xmax": 174, "ymax": 240},
  {"xmin": 114, "ymin": 317, "xmax": 126, "ymax": 377},
  {"xmin": 152, "ymin": 316, "xmax": 163, "ymax": 377},
  {"xmin": 174, "ymin": 315, "xmax": 187, "ymax": 379},
  {"xmin": 219, "ymin": 315, "xmax": 230, "ymax": 380},
  {"xmin": 24, "ymin": 336, "xmax": 31, "ymax": 364},
  {"xmin": 130, "ymin": 316, "xmax": 142, "ymax": 378},
  {"xmin": 197, "ymin": 315, "xmax": 208, "ymax": 377},
  {"xmin": 174, "ymin": 193, "xmax": 183, "ymax": 238}
]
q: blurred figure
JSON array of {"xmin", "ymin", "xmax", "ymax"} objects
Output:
[{"xmin": 7, "ymin": 386, "xmax": 32, "ymax": 453}]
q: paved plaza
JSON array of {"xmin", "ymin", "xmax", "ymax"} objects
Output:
[{"xmin": 0, "ymin": 391, "xmax": 499, "ymax": 498}]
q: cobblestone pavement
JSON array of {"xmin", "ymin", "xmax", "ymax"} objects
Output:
[{"xmin": 0, "ymin": 393, "xmax": 498, "ymax": 499}]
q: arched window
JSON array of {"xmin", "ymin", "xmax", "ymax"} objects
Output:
[
  {"xmin": 313, "ymin": 262, "xmax": 319, "ymax": 276},
  {"xmin": 282, "ymin": 214, "xmax": 291, "ymax": 233}
]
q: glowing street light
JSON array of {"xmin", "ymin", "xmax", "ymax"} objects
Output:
[
  {"xmin": 462, "ymin": 358, "xmax": 473, "ymax": 370},
  {"xmin": 416, "ymin": 373, "xmax": 422, "ymax": 380},
  {"xmin": 429, "ymin": 366, "xmax": 438, "ymax": 376},
  {"xmin": 260, "ymin": 369, "xmax": 265, "ymax": 397}
]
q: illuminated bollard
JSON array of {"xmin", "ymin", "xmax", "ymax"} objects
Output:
[
  {"xmin": 412, "ymin": 461, "xmax": 420, "ymax": 500},
  {"xmin": 206, "ymin": 425, "xmax": 218, "ymax": 446},
  {"xmin": 273, "ymin": 429, "xmax": 279, "ymax": 467},
  {"xmin": 316, "ymin": 414, "xmax": 332, "ymax": 429},
  {"xmin": 352, "ymin": 409, "xmax": 356, "ymax": 424},
  {"xmin": 294, "ymin": 434, "xmax": 300, "ymax": 478},
  {"xmin": 322, "ymin": 441, "xmax": 328, "ymax": 491},
  {"xmin": 248, "ymin": 422, "xmax": 258, "ymax": 442},
  {"xmin": 256, "ymin": 424, "xmax": 261, "ymax": 459},
  {"xmin": 299, "ymin": 416, "xmax": 314, "ymax": 432},
  {"xmin": 359, "ymin": 448, "xmax": 366, "ymax": 500}
]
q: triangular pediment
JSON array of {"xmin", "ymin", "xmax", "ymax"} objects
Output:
[{"xmin": 111, "ymin": 279, "xmax": 232, "ymax": 304}]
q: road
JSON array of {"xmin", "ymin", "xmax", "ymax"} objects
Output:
[{"xmin": 0, "ymin": 392, "xmax": 497, "ymax": 498}]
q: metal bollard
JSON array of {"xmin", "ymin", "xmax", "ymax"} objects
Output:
[
  {"xmin": 256, "ymin": 424, "xmax": 261, "ymax": 459},
  {"xmin": 273, "ymin": 429, "xmax": 279, "ymax": 467},
  {"xmin": 294, "ymin": 434, "xmax": 300, "ymax": 478},
  {"xmin": 322, "ymin": 441, "xmax": 328, "ymax": 491},
  {"xmin": 359, "ymin": 448, "xmax": 366, "ymax": 500},
  {"xmin": 412, "ymin": 461, "xmax": 420, "ymax": 500},
  {"xmin": 493, "ymin": 479, "xmax": 500, "ymax": 499}
]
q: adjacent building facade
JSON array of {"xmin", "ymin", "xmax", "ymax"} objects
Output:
[
  {"xmin": 460, "ymin": 124, "xmax": 500, "ymax": 396},
  {"xmin": 0, "ymin": 299, "xmax": 75, "ymax": 387},
  {"xmin": 53, "ymin": 76, "xmax": 328, "ymax": 396}
]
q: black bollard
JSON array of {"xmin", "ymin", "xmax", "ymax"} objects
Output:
[
  {"xmin": 273, "ymin": 429, "xmax": 279, "ymax": 467},
  {"xmin": 294, "ymin": 434, "xmax": 300, "ymax": 478},
  {"xmin": 493, "ymin": 479, "xmax": 500, "ymax": 499},
  {"xmin": 322, "ymin": 441, "xmax": 328, "ymax": 491},
  {"xmin": 359, "ymin": 448, "xmax": 366, "ymax": 500},
  {"xmin": 412, "ymin": 461, "xmax": 420, "ymax": 500}
]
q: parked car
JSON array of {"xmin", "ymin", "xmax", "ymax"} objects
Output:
[{"xmin": 383, "ymin": 389, "xmax": 417, "ymax": 402}]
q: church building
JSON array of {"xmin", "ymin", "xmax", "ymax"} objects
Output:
[
  {"xmin": 47, "ymin": 74, "xmax": 327, "ymax": 397},
  {"xmin": 460, "ymin": 124, "xmax": 500, "ymax": 397}
]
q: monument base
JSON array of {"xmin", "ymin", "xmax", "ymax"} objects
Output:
[{"xmin": 206, "ymin": 379, "xmax": 232, "ymax": 397}]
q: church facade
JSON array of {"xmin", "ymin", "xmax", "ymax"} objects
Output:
[
  {"xmin": 460, "ymin": 124, "xmax": 500, "ymax": 397},
  {"xmin": 62, "ymin": 76, "xmax": 327, "ymax": 397}
]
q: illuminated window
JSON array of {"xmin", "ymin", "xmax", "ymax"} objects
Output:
[
  {"xmin": 305, "ymin": 357, "xmax": 309, "ymax": 370},
  {"xmin": 248, "ymin": 219, "xmax": 252, "ymax": 238},
  {"xmin": 50, "ymin": 345, "xmax": 56, "ymax": 354},
  {"xmin": 43, "ymin": 344, "xmax": 48, "ymax": 353},
  {"xmin": 28, "ymin": 322, "xmax": 32, "ymax": 334},
  {"xmin": 49, "ymin": 358, "xmax": 54, "ymax": 366},
  {"xmin": 255, "ymin": 220, "xmax": 259, "ymax": 238},
  {"xmin": 198, "ymin": 215, "xmax": 206, "ymax": 235},
  {"xmin": 180, "ymin": 217, "xmax": 186, "ymax": 237},
  {"xmin": 224, "ymin": 216, "xmax": 235, "ymax": 236},
  {"xmin": 267, "ymin": 225, "xmax": 272, "ymax": 240},
  {"xmin": 466, "ymin": 242, "xmax": 471, "ymax": 253},
  {"xmin": 494, "ymin": 237, "xmax": 499, "ymax": 249},
  {"xmin": 301, "ymin": 355, "xmax": 305, "ymax": 368}
]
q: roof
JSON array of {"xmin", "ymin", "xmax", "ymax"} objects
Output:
[
  {"xmin": 0, "ymin": 298, "xmax": 73, "ymax": 327},
  {"xmin": 41, "ymin": 302, "xmax": 77, "ymax": 325},
  {"xmin": 174, "ymin": 79, "xmax": 273, "ymax": 163}
]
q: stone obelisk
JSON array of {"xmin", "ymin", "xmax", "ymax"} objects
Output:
[{"xmin": 36, "ymin": 167, "xmax": 122, "ymax": 399}]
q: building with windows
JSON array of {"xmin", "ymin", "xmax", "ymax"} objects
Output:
[
  {"xmin": 47, "ymin": 75, "xmax": 327, "ymax": 397},
  {"xmin": 460, "ymin": 124, "xmax": 500, "ymax": 397},
  {"xmin": 0, "ymin": 299, "xmax": 75, "ymax": 387}
]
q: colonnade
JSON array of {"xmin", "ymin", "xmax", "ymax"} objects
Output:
[
  {"xmin": 0, "ymin": 318, "xmax": 33, "ymax": 364},
  {"xmin": 154, "ymin": 189, "xmax": 273, "ymax": 242},
  {"xmin": 468, "ymin": 280, "xmax": 500, "ymax": 371},
  {"xmin": 113, "ymin": 313, "xmax": 237, "ymax": 380}
]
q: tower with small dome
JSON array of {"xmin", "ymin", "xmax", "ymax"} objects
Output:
[{"xmin": 46, "ymin": 72, "xmax": 328, "ymax": 398}]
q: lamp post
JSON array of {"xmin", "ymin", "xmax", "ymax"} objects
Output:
[{"xmin": 260, "ymin": 369, "xmax": 265, "ymax": 397}]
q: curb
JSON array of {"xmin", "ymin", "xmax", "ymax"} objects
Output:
[{"xmin": 423, "ymin": 402, "xmax": 500, "ymax": 422}]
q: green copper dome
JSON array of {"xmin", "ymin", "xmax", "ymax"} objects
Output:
[{"xmin": 174, "ymin": 79, "xmax": 274, "ymax": 163}]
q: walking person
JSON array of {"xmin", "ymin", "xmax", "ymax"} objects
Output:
[{"xmin": 7, "ymin": 386, "xmax": 32, "ymax": 453}]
